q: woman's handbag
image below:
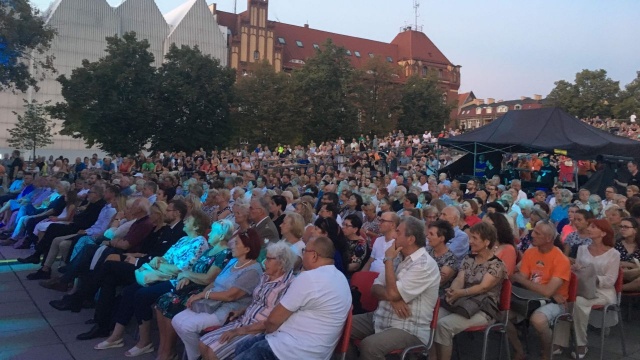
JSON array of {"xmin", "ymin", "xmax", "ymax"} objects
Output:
[
  {"xmin": 191, "ymin": 299, "xmax": 223, "ymax": 314},
  {"xmin": 441, "ymin": 292, "xmax": 495, "ymax": 319},
  {"xmin": 134, "ymin": 263, "xmax": 172, "ymax": 287},
  {"xmin": 574, "ymin": 263, "xmax": 598, "ymax": 300}
]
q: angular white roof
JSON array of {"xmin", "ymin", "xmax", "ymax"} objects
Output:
[{"xmin": 163, "ymin": 0, "xmax": 197, "ymax": 28}]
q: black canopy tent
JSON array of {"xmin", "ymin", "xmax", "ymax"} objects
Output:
[{"xmin": 439, "ymin": 107, "xmax": 640, "ymax": 178}]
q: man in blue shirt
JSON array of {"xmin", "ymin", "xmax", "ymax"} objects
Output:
[{"xmin": 439, "ymin": 206, "xmax": 469, "ymax": 263}]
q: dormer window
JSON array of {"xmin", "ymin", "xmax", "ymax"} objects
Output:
[
  {"xmin": 296, "ymin": 40, "xmax": 303, "ymax": 47},
  {"xmin": 277, "ymin": 37, "xmax": 286, "ymax": 44}
]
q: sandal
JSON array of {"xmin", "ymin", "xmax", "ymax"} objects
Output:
[
  {"xmin": 94, "ymin": 338, "xmax": 124, "ymax": 350},
  {"xmin": 571, "ymin": 347, "xmax": 588, "ymax": 359},
  {"xmin": 125, "ymin": 343, "xmax": 154, "ymax": 357}
]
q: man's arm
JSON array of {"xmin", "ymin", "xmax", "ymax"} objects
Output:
[
  {"xmin": 264, "ymin": 304, "xmax": 294, "ymax": 334},
  {"xmin": 511, "ymin": 273, "xmax": 564, "ymax": 299}
]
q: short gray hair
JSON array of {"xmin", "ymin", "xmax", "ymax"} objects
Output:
[
  {"xmin": 536, "ymin": 220, "xmax": 558, "ymax": 240},
  {"xmin": 266, "ymin": 241, "xmax": 297, "ymax": 274},
  {"xmin": 401, "ymin": 216, "xmax": 426, "ymax": 247}
]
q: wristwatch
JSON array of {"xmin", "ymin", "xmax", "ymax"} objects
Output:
[{"xmin": 382, "ymin": 257, "xmax": 393, "ymax": 263}]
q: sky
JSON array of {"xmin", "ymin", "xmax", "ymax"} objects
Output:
[{"xmin": 31, "ymin": 0, "xmax": 640, "ymax": 101}]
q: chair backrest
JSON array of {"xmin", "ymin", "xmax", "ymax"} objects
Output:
[
  {"xmin": 499, "ymin": 279, "xmax": 512, "ymax": 311},
  {"xmin": 567, "ymin": 272, "xmax": 578, "ymax": 303},
  {"xmin": 350, "ymin": 271, "xmax": 380, "ymax": 312},
  {"xmin": 615, "ymin": 267, "xmax": 623, "ymax": 294},
  {"xmin": 335, "ymin": 305, "xmax": 354, "ymax": 359},
  {"xmin": 426, "ymin": 298, "xmax": 441, "ymax": 350}
]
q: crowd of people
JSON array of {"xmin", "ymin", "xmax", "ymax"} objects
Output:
[{"xmin": 0, "ymin": 132, "xmax": 638, "ymax": 360}]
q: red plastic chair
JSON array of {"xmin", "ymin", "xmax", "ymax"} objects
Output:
[
  {"xmin": 350, "ymin": 271, "xmax": 380, "ymax": 312},
  {"xmin": 457, "ymin": 279, "xmax": 512, "ymax": 360},
  {"xmin": 334, "ymin": 305, "xmax": 354, "ymax": 360},
  {"xmin": 549, "ymin": 272, "xmax": 578, "ymax": 360},
  {"xmin": 590, "ymin": 267, "xmax": 627, "ymax": 359},
  {"xmin": 389, "ymin": 298, "xmax": 441, "ymax": 360}
]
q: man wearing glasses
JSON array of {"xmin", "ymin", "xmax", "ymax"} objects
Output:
[
  {"xmin": 362, "ymin": 212, "xmax": 400, "ymax": 273},
  {"xmin": 234, "ymin": 236, "xmax": 351, "ymax": 360}
]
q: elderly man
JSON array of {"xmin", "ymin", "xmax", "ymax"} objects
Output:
[
  {"xmin": 362, "ymin": 212, "xmax": 399, "ymax": 273},
  {"xmin": 142, "ymin": 181, "xmax": 158, "ymax": 204},
  {"xmin": 249, "ymin": 197, "xmax": 279, "ymax": 254},
  {"xmin": 233, "ymin": 236, "xmax": 351, "ymax": 360},
  {"xmin": 438, "ymin": 206, "xmax": 469, "ymax": 262},
  {"xmin": 348, "ymin": 216, "xmax": 440, "ymax": 360},
  {"xmin": 510, "ymin": 180, "xmax": 528, "ymax": 202},
  {"xmin": 507, "ymin": 221, "xmax": 571, "ymax": 360}
]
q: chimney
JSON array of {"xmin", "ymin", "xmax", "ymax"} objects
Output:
[
  {"xmin": 533, "ymin": 94, "xmax": 542, "ymax": 101},
  {"xmin": 477, "ymin": 99, "xmax": 484, "ymax": 105},
  {"xmin": 304, "ymin": 23, "xmax": 309, "ymax": 28},
  {"xmin": 487, "ymin": 98, "xmax": 495, "ymax": 104},
  {"xmin": 520, "ymin": 96, "xmax": 526, "ymax": 100}
]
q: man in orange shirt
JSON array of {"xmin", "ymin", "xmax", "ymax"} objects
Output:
[
  {"xmin": 531, "ymin": 154, "xmax": 544, "ymax": 172},
  {"xmin": 507, "ymin": 220, "xmax": 571, "ymax": 360}
]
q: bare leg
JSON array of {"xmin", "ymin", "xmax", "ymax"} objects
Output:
[
  {"xmin": 199, "ymin": 341, "xmax": 219, "ymax": 360},
  {"xmin": 155, "ymin": 308, "xmax": 178, "ymax": 360},
  {"xmin": 104, "ymin": 323, "xmax": 126, "ymax": 343},
  {"xmin": 135, "ymin": 320, "xmax": 152, "ymax": 348},
  {"xmin": 530, "ymin": 312, "xmax": 552, "ymax": 360},
  {"xmin": 507, "ymin": 319, "xmax": 526, "ymax": 360},
  {"xmin": 434, "ymin": 343, "xmax": 452, "ymax": 360}
]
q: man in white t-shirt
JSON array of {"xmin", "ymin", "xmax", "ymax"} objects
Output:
[
  {"xmin": 362, "ymin": 212, "xmax": 400, "ymax": 274},
  {"xmin": 234, "ymin": 236, "xmax": 351, "ymax": 360},
  {"xmin": 348, "ymin": 217, "xmax": 440, "ymax": 359}
]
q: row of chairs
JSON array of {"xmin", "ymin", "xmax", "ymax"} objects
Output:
[{"xmin": 341, "ymin": 269, "xmax": 628, "ymax": 360}]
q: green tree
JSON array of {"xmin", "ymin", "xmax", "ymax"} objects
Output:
[
  {"xmin": 546, "ymin": 69, "xmax": 620, "ymax": 118},
  {"xmin": 8, "ymin": 99, "xmax": 54, "ymax": 160},
  {"xmin": 232, "ymin": 61, "xmax": 297, "ymax": 146},
  {"xmin": 150, "ymin": 44, "xmax": 235, "ymax": 152},
  {"xmin": 48, "ymin": 32, "xmax": 156, "ymax": 155},
  {"xmin": 0, "ymin": 0, "xmax": 56, "ymax": 92},
  {"xmin": 292, "ymin": 39, "xmax": 358, "ymax": 143},
  {"xmin": 352, "ymin": 56, "xmax": 402, "ymax": 136},
  {"xmin": 614, "ymin": 71, "xmax": 640, "ymax": 119},
  {"xmin": 397, "ymin": 74, "xmax": 453, "ymax": 134}
]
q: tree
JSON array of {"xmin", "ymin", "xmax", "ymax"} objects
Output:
[
  {"xmin": 352, "ymin": 56, "xmax": 402, "ymax": 136},
  {"xmin": 150, "ymin": 44, "xmax": 236, "ymax": 152},
  {"xmin": 0, "ymin": 0, "xmax": 56, "ymax": 92},
  {"xmin": 48, "ymin": 32, "xmax": 157, "ymax": 155},
  {"xmin": 614, "ymin": 71, "xmax": 640, "ymax": 119},
  {"xmin": 8, "ymin": 99, "xmax": 54, "ymax": 160},
  {"xmin": 232, "ymin": 61, "xmax": 297, "ymax": 146},
  {"xmin": 292, "ymin": 39, "xmax": 359, "ymax": 143},
  {"xmin": 397, "ymin": 74, "xmax": 453, "ymax": 134},
  {"xmin": 546, "ymin": 69, "xmax": 620, "ymax": 118}
]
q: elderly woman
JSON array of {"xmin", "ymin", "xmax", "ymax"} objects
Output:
[
  {"xmin": 201, "ymin": 189, "xmax": 219, "ymax": 221},
  {"xmin": 185, "ymin": 193, "xmax": 203, "ymax": 215},
  {"xmin": 198, "ymin": 241, "xmax": 296, "ymax": 360},
  {"xmin": 461, "ymin": 200, "xmax": 481, "ymax": 227},
  {"xmin": 295, "ymin": 200, "xmax": 315, "ymax": 242},
  {"xmin": 341, "ymin": 213, "xmax": 369, "ymax": 276},
  {"xmin": 426, "ymin": 219, "xmax": 457, "ymax": 293},
  {"xmin": 213, "ymin": 189, "xmax": 232, "ymax": 221},
  {"xmin": 280, "ymin": 212, "xmax": 305, "ymax": 259},
  {"xmin": 154, "ymin": 220, "xmax": 235, "ymax": 360},
  {"xmin": 341, "ymin": 193, "xmax": 364, "ymax": 221},
  {"xmin": 94, "ymin": 211, "xmax": 212, "ymax": 356},
  {"xmin": 483, "ymin": 212, "xmax": 517, "ymax": 275},
  {"xmin": 172, "ymin": 229, "xmax": 264, "ymax": 360},
  {"xmin": 432, "ymin": 222, "xmax": 507, "ymax": 360},
  {"xmin": 555, "ymin": 219, "xmax": 620, "ymax": 358},
  {"xmin": 232, "ymin": 200, "xmax": 251, "ymax": 234},
  {"xmin": 605, "ymin": 205, "xmax": 627, "ymax": 238}
]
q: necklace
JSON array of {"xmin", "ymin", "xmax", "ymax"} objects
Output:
[{"xmin": 234, "ymin": 259, "xmax": 254, "ymax": 270}]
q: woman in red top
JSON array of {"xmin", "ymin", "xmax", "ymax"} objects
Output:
[
  {"xmin": 462, "ymin": 200, "xmax": 482, "ymax": 227},
  {"xmin": 118, "ymin": 158, "xmax": 133, "ymax": 175}
]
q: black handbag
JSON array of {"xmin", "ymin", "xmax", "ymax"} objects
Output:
[{"xmin": 441, "ymin": 293, "xmax": 493, "ymax": 319}]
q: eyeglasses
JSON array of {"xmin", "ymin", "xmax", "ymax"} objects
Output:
[
  {"xmin": 619, "ymin": 225, "xmax": 636, "ymax": 229},
  {"xmin": 301, "ymin": 248, "xmax": 318, "ymax": 256}
]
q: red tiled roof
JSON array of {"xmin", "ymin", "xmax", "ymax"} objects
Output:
[
  {"xmin": 458, "ymin": 92, "xmax": 471, "ymax": 106},
  {"xmin": 215, "ymin": 10, "xmax": 240, "ymax": 30},
  {"xmin": 272, "ymin": 22, "xmax": 399, "ymax": 69},
  {"xmin": 390, "ymin": 30, "xmax": 451, "ymax": 66}
]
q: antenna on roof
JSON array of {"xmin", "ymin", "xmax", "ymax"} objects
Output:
[
  {"xmin": 413, "ymin": 0, "xmax": 420, "ymax": 31},
  {"xmin": 234, "ymin": 0, "xmax": 237, "ymax": 14}
]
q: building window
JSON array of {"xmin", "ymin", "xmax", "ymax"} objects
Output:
[
  {"xmin": 313, "ymin": 43, "xmax": 320, "ymax": 49},
  {"xmin": 296, "ymin": 40, "xmax": 303, "ymax": 47},
  {"xmin": 438, "ymin": 69, "xmax": 444, "ymax": 78},
  {"xmin": 354, "ymin": 51, "xmax": 361, "ymax": 57},
  {"xmin": 476, "ymin": 107, "xmax": 482, "ymax": 115},
  {"xmin": 277, "ymin": 37, "xmax": 286, "ymax": 44},
  {"xmin": 386, "ymin": 56, "xmax": 393, "ymax": 63},
  {"xmin": 486, "ymin": 107, "xmax": 492, "ymax": 114},
  {"xmin": 368, "ymin": 52, "xmax": 374, "ymax": 58},
  {"xmin": 498, "ymin": 105, "xmax": 508, "ymax": 113},
  {"xmin": 253, "ymin": 51, "xmax": 260, "ymax": 60},
  {"xmin": 514, "ymin": 104, "xmax": 522, "ymax": 110},
  {"xmin": 421, "ymin": 66, "xmax": 428, "ymax": 76},
  {"xmin": 346, "ymin": 50, "xmax": 352, "ymax": 56}
]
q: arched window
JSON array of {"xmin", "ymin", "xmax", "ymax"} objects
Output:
[{"xmin": 422, "ymin": 66, "xmax": 428, "ymax": 76}]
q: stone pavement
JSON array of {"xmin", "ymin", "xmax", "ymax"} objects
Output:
[{"xmin": 2, "ymin": 244, "xmax": 640, "ymax": 360}]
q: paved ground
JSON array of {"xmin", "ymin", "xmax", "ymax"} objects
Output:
[{"xmin": 1, "ymin": 244, "xmax": 640, "ymax": 360}]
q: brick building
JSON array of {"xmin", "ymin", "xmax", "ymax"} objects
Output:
[
  {"xmin": 456, "ymin": 95, "xmax": 546, "ymax": 130},
  {"xmin": 209, "ymin": 0, "xmax": 461, "ymax": 104}
]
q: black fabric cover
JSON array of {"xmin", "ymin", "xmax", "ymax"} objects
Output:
[{"xmin": 439, "ymin": 108, "xmax": 640, "ymax": 160}]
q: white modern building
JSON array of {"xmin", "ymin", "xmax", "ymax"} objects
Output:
[{"xmin": 0, "ymin": 0, "xmax": 228, "ymax": 159}]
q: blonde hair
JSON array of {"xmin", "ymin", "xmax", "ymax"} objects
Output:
[{"xmin": 284, "ymin": 212, "xmax": 305, "ymax": 239}]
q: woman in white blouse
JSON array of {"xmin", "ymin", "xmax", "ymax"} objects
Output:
[{"xmin": 557, "ymin": 219, "xmax": 620, "ymax": 359}]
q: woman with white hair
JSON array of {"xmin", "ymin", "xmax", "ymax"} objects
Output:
[{"xmin": 198, "ymin": 241, "xmax": 296, "ymax": 360}]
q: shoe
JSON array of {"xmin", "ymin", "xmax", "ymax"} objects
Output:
[
  {"xmin": 94, "ymin": 338, "xmax": 124, "ymax": 350},
  {"xmin": 17, "ymin": 253, "xmax": 40, "ymax": 264},
  {"xmin": 0, "ymin": 238, "xmax": 15, "ymax": 246},
  {"xmin": 124, "ymin": 343, "xmax": 154, "ymax": 357},
  {"xmin": 77, "ymin": 324, "xmax": 110, "ymax": 340},
  {"xmin": 49, "ymin": 299, "xmax": 80, "ymax": 312},
  {"xmin": 571, "ymin": 347, "xmax": 588, "ymax": 359},
  {"xmin": 552, "ymin": 347, "xmax": 563, "ymax": 355},
  {"xmin": 26, "ymin": 269, "xmax": 51, "ymax": 280},
  {"xmin": 40, "ymin": 279, "xmax": 69, "ymax": 292}
]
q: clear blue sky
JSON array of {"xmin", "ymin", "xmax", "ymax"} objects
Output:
[{"xmin": 31, "ymin": 0, "xmax": 640, "ymax": 101}]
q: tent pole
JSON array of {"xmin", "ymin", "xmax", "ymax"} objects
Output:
[{"xmin": 473, "ymin": 142, "xmax": 477, "ymax": 178}]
